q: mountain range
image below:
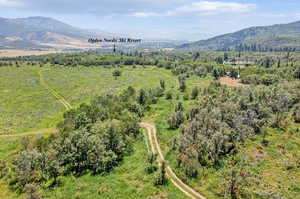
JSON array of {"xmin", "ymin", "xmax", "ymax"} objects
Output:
[
  {"xmin": 0, "ymin": 16, "xmax": 110, "ymax": 49},
  {"xmin": 1, "ymin": 16, "xmax": 300, "ymax": 51},
  {"xmin": 179, "ymin": 21, "xmax": 300, "ymax": 51}
]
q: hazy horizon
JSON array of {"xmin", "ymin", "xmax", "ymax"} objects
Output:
[{"xmin": 1, "ymin": 0, "xmax": 300, "ymax": 40}]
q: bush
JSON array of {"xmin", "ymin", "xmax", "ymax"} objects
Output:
[
  {"xmin": 165, "ymin": 92, "xmax": 173, "ymax": 100},
  {"xmin": 154, "ymin": 161, "xmax": 167, "ymax": 186},
  {"xmin": 167, "ymin": 111, "xmax": 185, "ymax": 129},
  {"xmin": 112, "ymin": 70, "xmax": 121, "ymax": 78},
  {"xmin": 292, "ymin": 104, "xmax": 300, "ymax": 123},
  {"xmin": 191, "ymin": 87, "xmax": 199, "ymax": 100}
]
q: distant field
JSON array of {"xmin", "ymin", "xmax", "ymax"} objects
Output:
[
  {"xmin": 0, "ymin": 65, "xmax": 177, "ymax": 135},
  {"xmin": 0, "ymin": 49, "xmax": 61, "ymax": 57}
]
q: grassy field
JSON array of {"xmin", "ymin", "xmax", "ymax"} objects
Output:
[
  {"xmin": 0, "ymin": 65, "xmax": 177, "ymax": 135},
  {"xmin": 0, "ymin": 50, "xmax": 60, "ymax": 58},
  {"xmin": 1, "ymin": 62, "xmax": 299, "ymax": 199},
  {"xmin": 0, "ymin": 64, "xmax": 185, "ymax": 198}
]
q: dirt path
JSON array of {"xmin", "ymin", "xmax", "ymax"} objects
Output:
[
  {"xmin": 140, "ymin": 122, "xmax": 207, "ymax": 199},
  {"xmin": 219, "ymin": 76, "xmax": 249, "ymax": 87},
  {"xmin": 0, "ymin": 128, "xmax": 58, "ymax": 137},
  {"xmin": 0, "ymin": 70, "xmax": 72, "ymax": 137},
  {"xmin": 39, "ymin": 70, "xmax": 72, "ymax": 110}
]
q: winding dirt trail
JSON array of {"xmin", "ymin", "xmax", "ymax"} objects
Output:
[{"xmin": 140, "ymin": 122, "xmax": 207, "ymax": 199}]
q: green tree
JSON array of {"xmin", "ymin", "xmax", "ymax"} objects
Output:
[
  {"xmin": 213, "ymin": 69, "xmax": 220, "ymax": 80},
  {"xmin": 167, "ymin": 111, "xmax": 185, "ymax": 129},
  {"xmin": 154, "ymin": 161, "xmax": 167, "ymax": 186},
  {"xmin": 175, "ymin": 102, "xmax": 184, "ymax": 112},
  {"xmin": 112, "ymin": 70, "xmax": 121, "ymax": 79},
  {"xmin": 191, "ymin": 87, "xmax": 199, "ymax": 100},
  {"xmin": 160, "ymin": 79, "xmax": 165, "ymax": 90},
  {"xmin": 293, "ymin": 66, "xmax": 300, "ymax": 79},
  {"xmin": 137, "ymin": 89, "xmax": 147, "ymax": 105},
  {"xmin": 145, "ymin": 152, "xmax": 157, "ymax": 174},
  {"xmin": 165, "ymin": 91, "xmax": 173, "ymax": 100},
  {"xmin": 179, "ymin": 79, "xmax": 186, "ymax": 92},
  {"xmin": 24, "ymin": 184, "xmax": 41, "ymax": 199}
]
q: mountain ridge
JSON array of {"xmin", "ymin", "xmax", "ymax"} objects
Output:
[
  {"xmin": 179, "ymin": 20, "xmax": 300, "ymax": 51},
  {"xmin": 0, "ymin": 16, "xmax": 106, "ymax": 49}
]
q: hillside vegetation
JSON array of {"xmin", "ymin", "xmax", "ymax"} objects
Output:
[
  {"xmin": 180, "ymin": 21, "xmax": 300, "ymax": 51},
  {"xmin": 0, "ymin": 51, "xmax": 299, "ymax": 199}
]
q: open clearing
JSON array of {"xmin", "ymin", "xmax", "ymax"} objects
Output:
[
  {"xmin": 0, "ymin": 65, "xmax": 177, "ymax": 135},
  {"xmin": 219, "ymin": 76, "xmax": 249, "ymax": 87}
]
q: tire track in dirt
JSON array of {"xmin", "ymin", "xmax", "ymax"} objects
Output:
[
  {"xmin": 38, "ymin": 70, "xmax": 72, "ymax": 110},
  {"xmin": 140, "ymin": 122, "xmax": 207, "ymax": 199},
  {"xmin": 0, "ymin": 70, "xmax": 72, "ymax": 137}
]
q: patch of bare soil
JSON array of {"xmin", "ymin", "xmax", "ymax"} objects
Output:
[{"xmin": 219, "ymin": 76, "xmax": 249, "ymax": 87}]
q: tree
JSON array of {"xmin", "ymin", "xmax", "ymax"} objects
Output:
[
  {"xmin": 213, "ymin": 69, "xmax": 220, "ymax": 80},
  {"xmin": 154, "ymin": 161, "xmax": 167, "ymax": 186},
  {"xmin": 191, "ymin": 87, "xmax": 199, "ymax": 100},
  {"xmin": 160, "ymin": 79, "xmax": 165, "ymax": 90},
  {"xmin": 165, "ymin": 92, "xmax": 173, "ymax": 100},
  {"xmin": 145, "ymin": 152, "xmax": 157, "ymax": 174},
  {"xmin": 221, "ymin": 158, "xmax": 254, "ymax": 199},
  {"xmin": 24, "ymin": 184, "xmax": 41, "ymax": 199},
  {"xmin": 0, "ymin": 160, "xmax": 7, "ymax": 178},
  {"xmin": 175, "ymin": 102, "xmax": 184, "ymax": 112},
  {"xmin": 292, "ymin": 104, "xmax": 300, "ymax": 123},
  {"xmin": 293, "ymin": 66, "xmax": 300, "ymax": 79},
  {"xmin": 167, "ymin": 111, "xmax": 185, "ymax": 129},
  {"xmin": 179, "ymin": 79, "xmax": 186, "ymax": 92},
  {"xmin": 224, "ymin": 53, "xmax": 229, "ymax": 61},
  {"xmin": 22, "ymin": 136, "xmax": 30, "ymax": 150},
  {"xmin": 193, "ymin": 52, "xmax": 200, "ymax": 61},
  {"xmin": 45, "ymin": 150, "xmax": 61, "ymax": 185},
  {"xmin": 112, "ymin": 70, "xmax": 121, "ymax": 79},
  {"xmin": 137, "ymin": 89, "xmax": 147, "ymax": 105},
  {"xmin": 277, "ymin": 59, "xmax": 281, "ymax": 68}
]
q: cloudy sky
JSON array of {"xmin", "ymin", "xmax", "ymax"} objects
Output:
[{"xmin": 0, "ymin": 0, "xmax": 300, "ymax": 40}]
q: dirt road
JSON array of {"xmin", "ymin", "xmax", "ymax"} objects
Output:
[{"xmin": 140, "ymin": 122, "xmax": 207, "ymax": 199}]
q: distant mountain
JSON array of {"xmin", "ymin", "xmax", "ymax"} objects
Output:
[
  {"xmin": 179, "ymin": 21, "xmax": 300, "ymax": 51},
  {"xmin": 0, "ymin": 16, "xmax": 106, "ymax": 49}
]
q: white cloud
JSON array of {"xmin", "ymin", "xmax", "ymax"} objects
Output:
[
  {"xmin": 169, "ymin": 1, "xmax": 256, "ymax": 16},
  {"xmin": 256, "ymin": 13, "xmax": 288, "ymax": 18},
  {"xmin": 0, "ymin": 0, "xmax": 21, "ymax": 7},
  {"xmin": 131, "ymin": 1, "xmax": 256, "ymax": 17},
  {"xmin": 131, "ymin": 12, "xmax": 161, "ymax": 17}
]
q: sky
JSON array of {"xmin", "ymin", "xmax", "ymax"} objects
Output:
[{"xmin": 0, "ymin": 0, "xmax": 300, "ymax": 40}]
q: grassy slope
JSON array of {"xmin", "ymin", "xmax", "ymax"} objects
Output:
[
  {"xmin": 0, "ymin": 64, "xmax": 189, "ymax": 198},
  {"xmin": 0, "ymin": 65, "xmax": 175, "ymax": 134},
  {"xmin": 1, "ymin": 64, "xmax": 299, "ymax": 198},
  {"xmin": 0, "ymin": 66, "xmax": 64, "ymax": 134}
]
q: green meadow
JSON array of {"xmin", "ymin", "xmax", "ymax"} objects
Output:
[{"xmin": 0, "ymin": 65, "xmax": 176, "ymax": 135}]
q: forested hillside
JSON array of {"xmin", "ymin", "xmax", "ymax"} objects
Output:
[{"xmin": 180, "ymin": 21, "xmax": 300, "ymax": 51}]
